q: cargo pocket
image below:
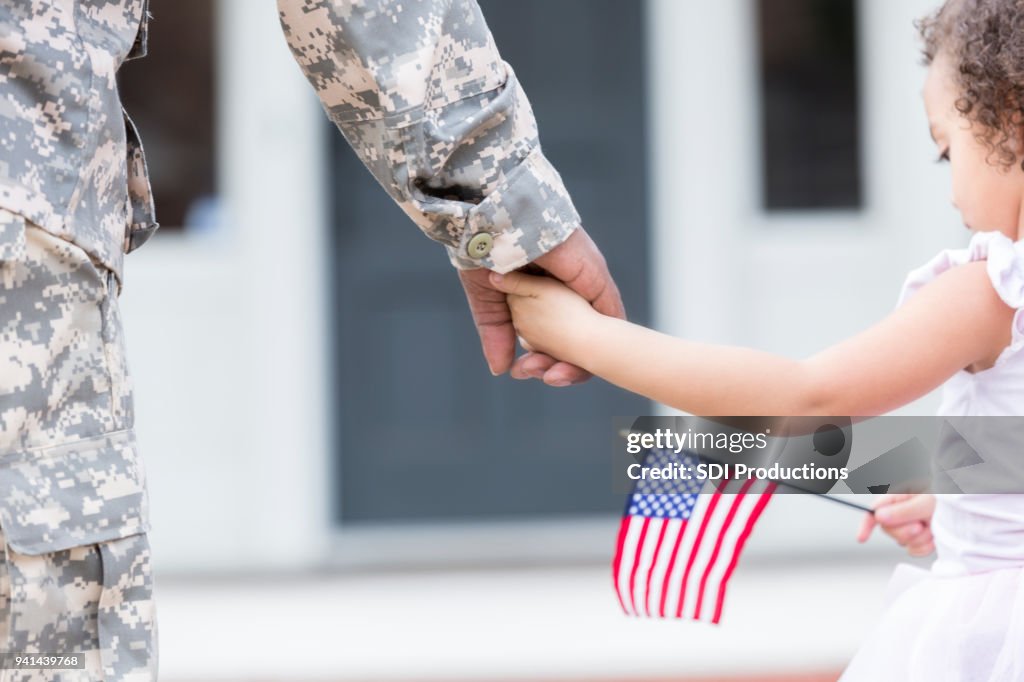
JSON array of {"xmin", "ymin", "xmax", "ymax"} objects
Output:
[
  {"xmin": 0, "ymin": 430, "xmax": 151, "ymax": 556},
  {"xmin": 0, "ymin": 529, "xmax": 106, "ymax": 678},
  {"xmin": 0, "ymin": 523, "xmax": 156, "ymax": 679}
]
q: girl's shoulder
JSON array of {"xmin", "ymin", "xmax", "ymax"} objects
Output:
[
  {"xmin": 897, "ymin": 231, "xmax": 1024, "ymax": 311},
  {"xmin": 899, "ymin": 231, "xmax": 1024, "ymax": 375}
]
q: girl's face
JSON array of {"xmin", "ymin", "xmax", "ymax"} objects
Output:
[{"xmin": 923, "ymin": 52, "xmax": 1024, "ymax": 240}]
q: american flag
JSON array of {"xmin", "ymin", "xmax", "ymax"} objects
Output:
[{"xmin": 612, "ymin": 448, "xmax": 776, "ymax": 624}]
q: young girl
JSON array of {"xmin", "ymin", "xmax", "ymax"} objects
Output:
[{"xmin": 492, "ymin": 0, "xmax": 1024, "ymax": 677}]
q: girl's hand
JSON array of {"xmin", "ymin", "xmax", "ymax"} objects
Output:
[
  {"xmin": 489, "ymin": 270, "xmax": 602, "ymax": 363},
  {"xmin": 857, "ymin": 493, "xmax": 936, "ymax": 557}
]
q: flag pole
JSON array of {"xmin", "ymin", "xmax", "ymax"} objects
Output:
[{"xmin": 772, "ymin": 481, "xmax": 874, "ymax": 513}]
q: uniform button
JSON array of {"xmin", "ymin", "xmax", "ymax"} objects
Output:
[{"xmin": 466, "ymin": 232, "xmax": 494, "ymax": 259}]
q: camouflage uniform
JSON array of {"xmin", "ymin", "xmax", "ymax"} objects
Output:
[
  {"xmin": 0, "ymin": 1, "xmax": 156, "ymax": 679},
  {"xmin": 1, "ymin": 0, "xmax": 582, "ymax": 679},
  {"xmin": 0, "ymin": 213, "xmax": 155, "ymax": 682},
  {"xmin": 276, "ymin": 0, "xmax": 583, "ymax": 272}
]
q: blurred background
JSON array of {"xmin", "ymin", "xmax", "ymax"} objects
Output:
[{"xmin": 115, "ymin": 0, "xmax": 964, "ymax": 679}]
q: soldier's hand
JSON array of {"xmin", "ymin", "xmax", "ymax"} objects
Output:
[
  {"xmin": 458, "ymin": 267, "xmax": 521, "ymax": 378},
  {"xmin": 459, "ymin": 227, "xmax": 624, "ymax": 386},
  {"xmin": 458, "ymin": 265, "xmax": 595, "ymax": 385},
  {"xmin": 857, "ymin": 493, "xmax": 937, "ymax": 557},
  {"xmin": 508, "ymin": 227, "xmax": 626, "ymax": 386}
]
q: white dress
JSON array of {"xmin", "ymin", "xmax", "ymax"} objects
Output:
[{"xmin": 839, "ymin": 230, "xmax": 1024, "ymax": 682}]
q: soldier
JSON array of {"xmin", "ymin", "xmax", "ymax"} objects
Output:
[
  {"xmin": 0, "ymin": 0, "xmax": 623, "ymax": 679},
  {"xmin": 0, "ymin": 1, "xmax": 159, "ymax": 680}
]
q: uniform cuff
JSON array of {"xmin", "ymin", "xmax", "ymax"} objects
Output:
[{"xmin": 445, "ymin": 147, "xmax": 581, "ymax": 273}]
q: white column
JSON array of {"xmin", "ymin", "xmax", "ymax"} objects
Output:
[
  {"xmin": 122, "ymin": 0, "xmax": 331, "ymax": 572},
  {"xmin": 216, "ymin": 0, "xmax": 332, "ymax": 569},
  {"xmin": 645, "ymin": 0, "xmax": 754, "ymax": 353}
]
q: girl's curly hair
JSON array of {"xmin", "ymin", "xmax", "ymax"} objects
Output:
[{"xmin": 918, "ymin": 0, "xmax": 1024, "ymax": 170}]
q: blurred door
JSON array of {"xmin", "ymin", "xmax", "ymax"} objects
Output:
[{"xmin": 329, "ymin": 0, "xmax": 650, "ymax": 525}]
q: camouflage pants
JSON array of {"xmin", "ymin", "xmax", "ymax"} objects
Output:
[{"xmin": 0, "ymin": 210, "xmax": 156, "ymax": 680}]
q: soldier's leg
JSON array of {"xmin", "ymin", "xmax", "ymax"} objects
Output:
[
  {"xmin": 0, "ymin": 211, "xmax": 156, "ymax": 681},
  {"xmin": 0, "ymin": 532, "xmax": 156, "ymax": 681},
  {"xmin": 1, "ymin": 530, "xmax": 105, "ymax": 680}
]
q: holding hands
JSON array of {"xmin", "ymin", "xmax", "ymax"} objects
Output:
[
  {"xmin": 459, "ymin": 227, "xmax": 624, "ymax": 386},
  {"xmin": 488, "ymin": 268, "xmax": 601, "ymax": 366}
]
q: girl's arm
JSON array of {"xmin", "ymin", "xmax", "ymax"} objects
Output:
[{"xmin": 491, "ymin": 261, "xmax": 1015, "ymax": 416}]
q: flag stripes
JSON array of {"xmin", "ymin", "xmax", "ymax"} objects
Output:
[{"xmin": 612, "ymin": 449, "xmax": 776, "ymax": 624}]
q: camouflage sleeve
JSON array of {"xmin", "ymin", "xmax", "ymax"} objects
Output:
[{"xmin": 276, "ymin": 0, "xmax": 581, "ymax": 273}]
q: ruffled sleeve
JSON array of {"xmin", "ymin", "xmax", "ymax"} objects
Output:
[
  {"xmin": 984, "ymin": 233, "xmax": 1024, "ymax": 307},
  {"xmin": 897, "ymin": 231, "xmax": 1024, "ymax": 367}
]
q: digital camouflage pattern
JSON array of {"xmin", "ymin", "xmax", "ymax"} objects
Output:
[
  {"xmin": 0, "ymin": 213, "xmax": 154, "ymax": 679},
  {"xmin": 0, "ymin": 0, "xmax": 156, "ymax": 285},
  {"xmin": 0, "ymin": 0, "xmax": 577, "ymax": 277},
  {"xmin": 0, "ymin": 529, "xmax": 156, "ymax": 681},
  {"xmin": 0, "ymin": 1, "xmax": 156, "ymax": 674},
  {"xmin": 276, "ymin": 0, "xmax": 581, "ymax": 272}
]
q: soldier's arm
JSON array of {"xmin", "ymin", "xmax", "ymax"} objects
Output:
[{"xmin": 275, "ymin": 0, "xmax": 580, "ymax": 274}]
